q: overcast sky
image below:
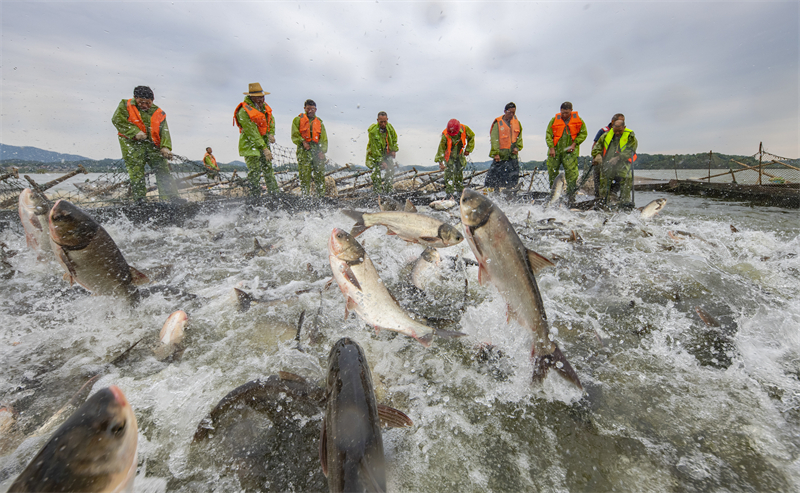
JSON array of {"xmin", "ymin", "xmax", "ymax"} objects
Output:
[{"xmin": 1, "ymin": 1, "xmax": 797, "ymax": 166}]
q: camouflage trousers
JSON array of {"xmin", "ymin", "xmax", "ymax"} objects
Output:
[
  {"xmin": 547, "ymin": 151, "xmax": 580, "ymax": 194},
  {"xmin": 368, "ymin": 157, "xmax": 395, "ymax": 194},
  {"xmin": 121, "ymin": 140, "xmax": 176, "ymax": 200},
  {"xmin": 443, "ymin": 157, "xmax": 466, "ymax": 195},
  {"xmin": 245, "ymin": 150, "xmax": 279, "ymax": 196},
  {"xmin": 297, "ymin": 145, "xmax": 325, "ymax": 196},
  {"xmin": 598, "ymin": 161, "xmax": 632, "ymax": 205}
]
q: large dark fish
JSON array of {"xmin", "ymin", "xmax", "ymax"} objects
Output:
[
  {"xmin": 321, "ymin": 337, "xmax": 389, "ymax": 493},
  {"xmin": 460, "ymin": 189, "xmax": 582, "ymax": 389},
  {"xmin": 48, "ymin": 200, "xmax": 147, "ymax": 303},
  {"xmin": 8, "ymin": 386, "xmax": 138, "ymax": 493}
]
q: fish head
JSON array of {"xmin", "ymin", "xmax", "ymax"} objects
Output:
[
  {"xmin": 54, "ymin": 386, "xmax": 138, "ymax": 479},
  {"xmin": 654, "ymin": 198, "xmax": 667, "ymax": 210},
  {"xmin": 49, "ymin": 200, "xmax": 99, "ymax": 249},
  {"xmin": 159, "ymin": 310, "xmax": 188, "ymax": 345},
  {"xmin": 438, "ymin": 223, "xmax": 464, "ymax": 246},
  {"xmin": 460, "ymin": 189, "xmax": 494, "ymax": 229},
  {"xmin": 326, "ymin": 337, "xmax": 370, "ymax": 391},
  {"xmin": 329, "ymin": 228, "xmax": 365, "ymax": 264},
  {"xmin": 420, "ymin": 246, "xmax": 440, "ymax": 265}
]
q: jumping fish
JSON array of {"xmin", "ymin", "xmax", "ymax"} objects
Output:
[
  {"xmin": 342, "ymin": 210, "xmax": 463, "ymax": 249},
  {"xmin": 546, "ymin": 173, "xmax": 567, "ymax": 208},
  {"xmin": 459, "ymin": 189, "xmax": 582, "ymax": 389},
  {"xmin": 411, "ymin": 247, "xmax": 442, "ymax": 292},
  {"xmin": 48, "ymin": 200, "xmax": 147, "ymax": 303},
  {"xmin": 328, "ymin": 228, "xmax": 464, "ymax": 346},
  {"xmin": 429, "ymin": 199, "xmax": 457, "ymax": 211},
  {"xmin": 639, "ymin": 198, "xmax": 667, "ymax": 219},
  {"xmin": 18, "ymin": 188, "xmax": 52, "ymax": 257},
  {"xmin": 321, "ymin": 338, "xmax": 389, "ymax": 493},
  {"xmin": 8, "ymin": 386, "xmax": 138, "ymax": 493}
]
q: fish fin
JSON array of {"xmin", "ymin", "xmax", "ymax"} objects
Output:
[
  {"xmin": 478, "ymin": 264, "xmax": 490, "ymax": 286},
  {"xmin": 404, "ymin": 199, "xmax": 417, "ymax": 213},
  {"xmin": 234, "ymin": 288, "xmax": 253, "ymax": 313},
  {"xmin": 420, "ymin": 236, "xmax": 438, "ymax": 243},
  {"xmin": 373, "ymin": 325, "xmax": 382, "ymax": 335},
  {"xmin": 295, "ymin": 310, "xmax": 305, "ymax": 342},
  {"xmin": 278, "ymin": 371, "xmax": 308, "ymax": 383},
  {"xmin": 386, "ymin": 229, "xmax": 398, "ymax": 236},
  {"xmin": 342, "ymin": 265, "xmax": 362, "ymax": 291},
  {"xmin": 416, "ymin": 332, "xmax": 433, "ymax": 347},
  {"xmin": 320, "ymin": 417, "xmax": 328, "ymax": 477},
  {"xmin": 345, "ymin": 296, "xmax": 358, "ymax": 320},
  {"xmin": 377, "ymin": 404, "xmax": 414, "ymax": 428},
  {"xmin": 253, "ymin": 238, "xmax": 262, "ymax": 250},
  {"xmin": 434, "ymin": 327, "xmax": 467, "ymax": 339},
  {"xmin": 343, "ymin": 210, "xmax": 369, "ymax": 237},
  {"xmin": 56, "ymin": 248, "xmax": 78, "ymax": 284},
  {"xmin": 532, "ymin": 345, "xmax": 583, "ymax": 391},
  {"xmin": 129, "ymin": 266, "xmax": 150, "ymax": 286},
  {"xmin": 526, "ymin": 249, "xmax": 555, "ymax": 274}
]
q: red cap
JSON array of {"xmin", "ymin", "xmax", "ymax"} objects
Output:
[{"xmin": 446, "ymin": 119, "xmax": 461, "ymax": 136}]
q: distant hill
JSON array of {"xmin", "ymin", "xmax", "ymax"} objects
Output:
[{"xmin": 0, "ymin": 143, "xmax": 93, "ymax": 162}]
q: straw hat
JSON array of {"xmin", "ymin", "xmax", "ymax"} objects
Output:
[{"xmin": 244, "ymin": 83, "xmax": 270, "ymax": 96}]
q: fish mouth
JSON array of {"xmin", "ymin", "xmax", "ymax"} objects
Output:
[{"xmin": 329, "ymin": 228, "xmax": 343, "ymax": 255}]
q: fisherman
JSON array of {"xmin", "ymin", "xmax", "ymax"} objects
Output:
[
  {"xmin": 486, "ymin": 102, "xmax": 523, "ymax": 190},
  {"xmin": 365, "ymin": 111, "xmax": 399, "ymax": 194},
  {"xmin": 112, "ymin": 85, "xmax": 176, "ymax": 200},
  {"xmin": 234, "ymin": 83, "xmax": 278, "ymax": 195},
  {"xmin": 545, "ymin": 102, "xmax": 587, "ymax": 197},
  {"xmin": 203, "ymin": 147, "xmax": 220, "ymax": 181},
  {"xmin": 291, "ymin": 99, "xmax": 328, "ymax": 196},
  {"xmin": 435, "ymin": 118, "xmax": 475, "ymax": 196},
  {"xmin": 592, "ymin": 119, "xmax": 638, "ymax": 209},
  {"xmin": 591, "ymin": 113, "xmax": 624, "ymax": 192}
]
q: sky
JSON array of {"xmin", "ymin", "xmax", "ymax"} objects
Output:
[{"xmin": 1, "ymin": 1, "xmax": 798, "ymax": 166}]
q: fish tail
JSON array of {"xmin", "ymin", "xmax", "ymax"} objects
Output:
[
  {"xmin": 434, "ymin": 328, "xmax": 467, "ymax": 339},
  {"xmin": 234, "ymin": 288, "xmax": 253, "ymax": 312},
  {"xmin": 532, "ymin": 345, "xmax": 583, "ymax": 391},
  {"xmin": 342, "ymin": 210, "xmax": 368, "ymax": 236},
  {"xmin": 416, "ymin": 332, "xmax": 434, "ymax": 347}
]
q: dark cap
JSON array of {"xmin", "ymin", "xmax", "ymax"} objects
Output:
[{"xmin": 133, "ymin": 86, "xmax": 154, "ymax": 100}]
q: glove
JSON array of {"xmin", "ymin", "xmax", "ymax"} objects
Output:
[
  {"xmin": 160, "ymin": 147, "xmax": 172, "ymax": 159},
  {"xmin": 592, "ymin": 154, "xmax": 602, "ymax": 166},
  {"xmin": 134, "ymin": 131, "xmax": 147, "ymax": 141},
  {"xmin": 262, "ymin": 147, "xmax": 273, "ymax": 161},
  {"xmin": 268, "ymin": 134, "xmax": 276, "ymax": 144}
]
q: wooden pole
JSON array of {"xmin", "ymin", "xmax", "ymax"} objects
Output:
[
  {"xmin": 707, "ymin": 151, "xmax": 712, "ymax": 183},
  {"xmin": 1, "ymin": 165, "xmax": 87, "ymax": 208},
  {"xmin": 39, "ymin": 164, "xmax": 88, "ymax": 190},
  {"xmin": 758, "ymin": 142, "xmax": 763, "ymax": 185}
]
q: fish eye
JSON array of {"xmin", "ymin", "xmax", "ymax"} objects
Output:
[{"xmin": 109, "ymin": 420, "xmax": 126, "ymax": 437}]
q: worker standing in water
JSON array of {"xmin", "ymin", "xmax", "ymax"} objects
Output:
[
  {"xmin": 291, "ymin": 99, "xmax": 328, "ymax": 196},
  {"xmin": 435, "ymin": 119, "xmax": 475, "ymax": 197},
  {"xmin": 592, "ymin": 118, "xmax": 638, "ymax": 209},
  {"xmin": 203, "ymin": 147, "xmax": 220, "ymax": 181},
  {"xmin": 365, "ymin": 111, "xmax": 399, "ymax": 194},
  {"xmin": 234, "ymin": 83, "xmax": 279, "ymax": 195},
  {"xmin": 545, "ymin": 101, "xmax": 587, "ymax": 198},
  {"xmin": 112, "ymin": 85, "xmax": 177, "ymax": 200},
  {"xmin": 486, "ymin": 102, "xmax": 523, "ymax": 190}
]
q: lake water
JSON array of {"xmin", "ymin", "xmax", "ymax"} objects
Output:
[{"xmin": 1, "ymin": 189, "xmax": 799, "ymax": 492}]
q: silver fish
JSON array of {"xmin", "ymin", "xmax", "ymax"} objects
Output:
[
  {"xmin": 460, "ymin": 189, "xmax": 582, "ymax": 389},
  {"xmin": 18, "ymin": 188, "xmax": 52, "ymax": 257},
  {"xmin": 639, "ymin": 198, "xmax": 667, "ymax": 219},
  {"xmin": 328, "ymin": 228, "xmax": 463, "ymax": 346},
  {"xmin": 342, "ymin": 210, "xmax": 463, "ymax": 249},
  {"xmin": 546, "ymin": 173, "xmax": 567, "ymax": 208}
]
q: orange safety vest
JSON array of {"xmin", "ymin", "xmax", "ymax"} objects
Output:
[
  {"xmin": 204, "ymin": 152, "xmax": 218, "ymax": 170},
  {"xmin": 120, "ymin": 99, "xmax": 166, "ymax": 147},
  {"xmin": 298, "ymin": 114, "xmax": 322, "ymax": 143},
  {"xmin": 233, "ymin": 102, "xmax": 273, "ymax": 136},
  {"xmin": 551, "ymin": 111, "xmax": 583, "ymax": 147},
  {"xmin": 442, "ymin": 125, "xmax": 468, "ymax": 162},
  {"xmin": 493, "ymin": 116, "xmax": 520, "ymax": 150}
]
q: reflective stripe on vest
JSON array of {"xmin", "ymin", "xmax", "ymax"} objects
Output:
[
  {"xmin": 494, "ymin": 116, "xmax": 520, "ymax": 150},
  {"xmin": 551, "ymin": 111, "xmax": 583, "ymax": 147},
  {"xmin": 204, "ymin": 153, "xmax": 218, "ymax": 170},
  {"xmin": 442, "ymin": 125, "xmax": 468, "ymax": 162},
  {"xmin": 119, "ymin": 99, "xmax": 165, "ymax": 148},
  {"xmin": 298, "ymin": 114, "xmax": 322, "ymax": 143},
  {"xmin": 602, "ymin": 128, "xmax": 637, "ymax": 163},
  {"xmin": 233, "ymin": 102, "xmax": 273, "ymax": 136}
]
